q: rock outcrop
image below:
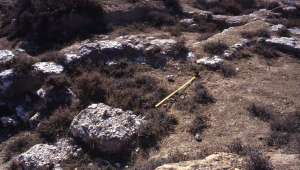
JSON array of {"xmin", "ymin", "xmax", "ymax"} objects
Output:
[
  {"xmin": 265, "ymin": 36, "xmax": 300, "ymax": 53},
  {"xmin": 0, "ymin": 50, "xmax": 14, "ymax": 62},
  {"xmin": 18, "ymin": 138, "xmax": 82, "ymax": 170},
  {"xmin": 288, "ymin": 27, "xmax": 300, "ymax": 35},
  {"xmin": 155, "ymin": 152, "xmax": 244, "ymax": 170},
  {"xmin": 1, "ymin": 116, "xmax": 17, "ymax": 127},
  {"xmin": 70, "ymin": 103, "xmax": 144, "ymax": 155},
  {"xmin": 32, "ymin": 62, "xmax": 64, "ymax": 74},
  {"xmin": 196, "ymin": 56, "xmax": 224, "ymax": 67}
]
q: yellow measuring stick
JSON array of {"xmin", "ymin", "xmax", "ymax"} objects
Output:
[{"xmin": 155, "ymin": 76, "xmax": 197, "ymax": 107}]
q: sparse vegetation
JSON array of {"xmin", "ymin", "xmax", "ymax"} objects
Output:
[
  {"xmin": 246, "ymin": 148, "xmax": 274, "ymax": 170},
  {"xmin": 247, "ymin": 103, "xmax": 271, "ymax": 121},
  {"xmin": 220, "ymin": 64, "xmax": 236, "ymax": 77},
  {"xmin": 276, "ymin": 27, "xmax": 290, "ymax": 37},
  {"xmin": 203, "ymin": 41, "xmax": 228, "ymax": 55},
  {"xmin": 189, "ymin": 114, "xmax": 208, "ymax": 135},
  {"xmin": 226, "ymin": 138, "xmax": 247, "ymax": 155}
]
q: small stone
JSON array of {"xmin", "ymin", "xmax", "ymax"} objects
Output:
[
  {"xmin": 167, "ymin": 75, "xmax": 173, "ymax": 81},
  {"xmin": 257, "ymin": 37, "xmax": 265, "ymax": 43},
  {"xmin": 195, "ymin": 133, "xmax": 202, "ymax": 141}
]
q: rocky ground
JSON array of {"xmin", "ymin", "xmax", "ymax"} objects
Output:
[{"xmin": 0, "ymin": 0, "xmax": 300, "ymax": 169}]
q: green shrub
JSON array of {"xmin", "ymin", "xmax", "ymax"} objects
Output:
[{"xmin": 203, "ymin": 41, "xmax": 228, "ymax": 55}]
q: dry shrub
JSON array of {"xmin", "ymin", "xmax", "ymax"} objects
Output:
[
  {"xmin": 197, "ymin": 33, "xmax": 215, "ymax": 41},
  {"xmin": 226, "ymin": 138, "xmax": 247, "ymax": 155},
  {"xmin": 276, "ymin": 27, "xmax": 290, "ymax": 37},
  {"xmin": 7, "ymin": 159, "xmax": 23, "ymax": 170},
  {"xmin": 138, "ymin": 109, "xmax": 178, "ymax": 147},
  {"xmin": 267, "ymin": 131, "xmax": 290, "ymax": 146},
  {"xmin": 220, "ymin": 64, "xmax": 236, "ymax": 77},
  {"xmin": 221, "ymin": 0, "xmax": 242, "ymax": 16},
  {"xmin": 10, "ymin": 54, "xmax": 39, "ymax": 74},
  {"xmin": 72, "ymin": 71, "xmax": 109, "ymax": 107},
  {"xmin": 265, "ymin": 1, "xmax": 279, "ymax": 10},
  {"xmin": 240, "ymin": 31, "xmax": 256, "ymax": 39},
  {"xmin": 282, "ymin": 19, "xmax": 300, "ymax": 28},
  {"xmin": 189, "ymin": 114, "xmax": 208, "ymax": 135},
  {"xmin": 162, "ymin": 0, "xmax": 182, "ymax": 15},
  {"xmin": 147, "ymin": 11, "xmax": 175, "ymax": 26},
  {"xmin": 256, "ymin": 28, "xmax": 270, "ymax": 38},
  {"xmin": 45, "ymin": 73, "xmax": 71, "ymax": 88},
  {"xmin": 3, "ymin": 132, "xmax": 43, "ymax": 162},
  {"xmin": 203, "ymin": 41, "xmax": 228, "ymax": 55},
  {"xmin": 246, "ymin": 148, "xmax": 274, "ymax": 170},
  {"xmin": 170, "ymin": 26, "xmax": 182, "ymax": 37},
  {"xmin": 247, "ymin": 103, "xmax": 272, "ymax": 121},
  {"xmin": 40, "ymin": 51, "xmax": 66, "ymax": 65},
  {"xmin": 270, "ymin": 110, "xmax": 300, "ymax": 133},
  {"xmin": 251, "ymin": 43, "xmax": 279, "ymax": 58},
  {"xmin": 36, "ymin": 107, "xmax": 77, "ymax": 142},
  {"xmin": 177, "ymin": 82, "xmax": 214, "ymax": 113}
]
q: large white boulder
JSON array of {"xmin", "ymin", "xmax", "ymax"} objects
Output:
[
  {"xmin": 70, "ymin": 103, "xmax": 144, "ymax": 155},
  {"xmin": 0, "ymin": 50, "xmax": 14, "ymax": 62},
  {"xmin": 32, "ymin": 62, "xmax": 64, "ymax": 74},
  {"xmin": 265, "ymin": 36, "xmax": 300, "ymax": 52}
]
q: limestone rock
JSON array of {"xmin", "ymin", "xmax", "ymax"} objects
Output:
[
  {"xmin": 231, "ymin": 44, "xmax": 243, "ymax": 51},
  {"xmin": 64, "ymin": 54, "xmax": 82, "ymax": 64},
  {"xmin": 265, "ymin": 36, "xmax": 300, "ymax": 52},
  {"xmin": 271, "ymin": 24, "xmax": 285, "ymax": 31},
  {"xmin": 187, "ymin": 52, "xmax": 195, "ymax": 59},
  {"xmin": 37, "ymin": 88, "xmax": 47, "ymax": 100},
  {"xmin": 288, "ymin": 27, "xmax": 300, "ymax": 35},
  {"xmin": 196, "ymin": 56, "xmax": 224, "ymax": 67},
  {"xmin": 78, "ymin": 43, "xmax": 100, "ymax": 56},
  {"xmin": 180, "ymin": 19, "xmax": 194, "ymax": 26},
  {"xmin": 32, "ymin": 62, "xmax": 64, "ymax": 74},
  {"xmin": 18, "ymin": 138, "xmax": 82, "ymax": 170},
  {"xmin": 1, "ymin": 116, "xmax": 17, "ymax": 127},
  {"xmin": 0, "ymin": 69, "xmax": 16, "ymax": 95},
  {"xmin": 29, "ymin": 112, "xmax": 40, "ymax": 128},
  {"xmin": 70, "ymin": 103, "xmax": 144, "ymax": 155},
  {"xmin": 18, "ymin": 144, "xmax": 68, "ymax": 170},
  {"xmin": 97, "ymin": 41, "xmax": 123, "ymax": 51},
  {"xmin": 155, "ymin": 152, "xmax": 244, "ymax": 170},
  {"xmin": 0, "ymin": 50, "xmax": 14, "ymax": 62}
]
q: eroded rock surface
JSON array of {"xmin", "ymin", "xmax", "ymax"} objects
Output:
[
  {"xmin": 196, "ymin": 56, "xmax": 224, "ymax": 67},
  {"xmin": 0, "ymin": 50, "xmax": 14, "ymax": 62},
  {"xmin": 155, "ymin": 152, "xmax": 244, "ymax": 170},
  {"xmin": 70, "ymin": 103, "xmax": 144, "ymax": 155},
  {"xmin": 266, "ymin": 36, "xmax": 300, "ymax": 52},
  {"xmin": 18, "ymin": 138, "xmax": 82, "ymax": 170},
  {"xmin": 32, "ymin": 62, "xmax": 64, "ymax": 74}
]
